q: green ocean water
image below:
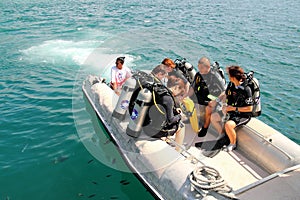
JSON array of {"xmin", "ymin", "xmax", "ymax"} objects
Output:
[{"xmin": 1, "ymin": 0, "xmax": 299, "ymax": 199}]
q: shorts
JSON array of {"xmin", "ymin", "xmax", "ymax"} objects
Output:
[{"xmin": 228, "ymin": 112, "xmax": 251, "ymax": 127}]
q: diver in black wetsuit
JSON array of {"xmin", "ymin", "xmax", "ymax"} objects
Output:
[
  {"xmin": 144, "ymin": 73, "xmax": 186, "ymax": 152},
  {"xmin": 220, "ymin": 65, "xmax": 253, "ymax": 151},
  {"xmin": 184, "ymin": 57, "xmax": 226, "ymax": 137}
]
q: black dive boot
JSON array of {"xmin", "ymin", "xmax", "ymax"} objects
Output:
[{"xmin": 198, "ymin": 127, "xmax": 208, "ymax": 137}]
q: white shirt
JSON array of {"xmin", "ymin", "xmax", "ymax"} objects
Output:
[{"xmin": 111, "ymin": 65, "xmax": 132, "ymax": 89}]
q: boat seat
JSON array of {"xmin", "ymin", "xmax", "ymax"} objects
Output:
[
  {"xmin": 237, "ymin": 118, "xmax": 300, "ymax": 173},
  {"xmin": 236, "ymin": 166, "xmax": 300, "ymax": 200}
]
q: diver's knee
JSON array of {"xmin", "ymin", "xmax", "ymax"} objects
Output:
[{"xmin": 225, "ymin": 120, "xmax": 236, "ymax": 129}]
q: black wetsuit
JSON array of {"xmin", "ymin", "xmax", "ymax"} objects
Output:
[
  {"xmin": 226, "ymin": 82, "xmax": 253, "ymax": 126},
  {"xmin": 191, "ymin": 70, "xmax": 226, "ymax": 105},
  {"xmin": 162, "ymin": 95, "xmax": 181, "ymax": 124},
  {"xmin": 143, "ymin": 94, "xmax": 181, "ymax": 138}
]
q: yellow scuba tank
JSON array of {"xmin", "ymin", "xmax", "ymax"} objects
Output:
[{"xmin": 182, "ymin": 97, "xmax": 198, "ymax": 133}]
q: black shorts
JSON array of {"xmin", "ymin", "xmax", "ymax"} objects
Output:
[{"xmin": 228, "ymin": 112, "xmax": 251, "ymax": 127}]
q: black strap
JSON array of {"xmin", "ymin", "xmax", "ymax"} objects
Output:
[
  {"xmin": 135, "ymin": 99, "xmax": 152, "ymax": 107},
  {"xmin": 122, "ymin": 85, "xmax": 135, "ymax": 92}
]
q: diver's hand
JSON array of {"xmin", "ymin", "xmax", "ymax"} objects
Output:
[
  {"xmin": 208, "ymin": 100, "xmax": 217, "ymax": 108},
  {"xmin": 115, "ymin": 90, "xmax": 120, "ymax": 96},
  {"xmin": 176, "ymin": 108, "xmax": 182, "ymax": 114}
]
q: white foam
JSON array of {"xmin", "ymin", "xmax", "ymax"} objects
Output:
[{"xmin": 20, "ymin": 39, "xmax": 103, "ymax": 65}]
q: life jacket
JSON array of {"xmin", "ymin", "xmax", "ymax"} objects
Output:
[{"xmin": 244, "ymin": 71, "xmax": 261, "ymax": 117}]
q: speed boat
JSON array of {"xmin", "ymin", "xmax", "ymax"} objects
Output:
[{"xmin": 82, "ymin": 57, "xmax": 300, "ymax": 200}]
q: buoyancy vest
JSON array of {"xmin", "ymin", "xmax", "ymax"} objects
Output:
[
  {"xmin": 128, "ymin": 71, "xmax": 180, "ymax": 136},
  {"xmin": 226, "ymin": 71, "xmax": 261, "ymax": 117},
  {"xmin": 192, "ymin": 70, "xmax": 226, "ymax": 105}
]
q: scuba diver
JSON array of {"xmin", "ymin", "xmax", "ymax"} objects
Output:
[
  {"xmin": 212, "ymin": 65, "xmax": 254, "ymax": 151},
  {"xmin": 184, "ymin": 57, "xmax": 226, "ymax": 137},
  {"xmin": 144, "ymin": 74, "xmax": 186, "ymax": 152}
]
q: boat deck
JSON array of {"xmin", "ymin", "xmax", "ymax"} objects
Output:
[
  {"xmin": 109, "ymin": 100, "xmax": 270, "ymax": 192},
  {"xmin": 184, "ymin": 123, "xmax": 269, "ymax": 190}
]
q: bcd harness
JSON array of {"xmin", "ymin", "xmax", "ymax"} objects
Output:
[
  {"xmin": 128, "ymin": 71, "xmax": 180, "ymax": 128},
  {"xmin": 226, "ymin": 71, "xmax": 261, "ymax": 117},
  {"xmin": 194, "ymin": 70, "xmax": 226, "ymax": 105}
]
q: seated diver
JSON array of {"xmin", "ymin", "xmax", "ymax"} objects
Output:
[
  {"xmin": 162, "ymin": 57, "xmax": 190, "ymax": 97},
  {"xmin": 145, "ymin": 66, "xmax": 186, "ymax": 152},
  {"xmin": 151, "ymin": 64, "xmax": 168, "ymax": 81},
  {"xmin": 211, "ymin": 65, "xmax": 253, "ymax": 151},
  {"xmin": 110, "ymin": 56, "xmax": 132, "ymax": 95},
  {"xmin": 183, "ymin": 57, "xmax": 226, "ymax": 137},
  {"xmin": 152, "ymin": 63, "xmax": 187, "ymax": 101}
]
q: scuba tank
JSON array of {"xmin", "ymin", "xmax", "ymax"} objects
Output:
[
  {"xmin": 211, "ymin": 61, "xmax": 226, "ymax": 85},
  {"xmin": 174, "ymin": 58, "xmax": 196, "ymax": 83},
  {"xmin": 252, "ymin": 76, "xmax": 261, "ymax": 116},
  {"xmin": 244, "ymin": 71, "xmax": 261, "ymax": 117},
  {"xmin": 126, "ymin": 88, "xmax": 152, "ymax": 137},
  {"xmin": 112, "ymin": 77, "xmax": 137, "ymax": 121},
  {"xmin": 184, "ymin": 62, "xmax": 196, "ymax": 83},
  {"xmin": 247, "ymin": 71, "xmax": 261, "ymax": 117}
]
